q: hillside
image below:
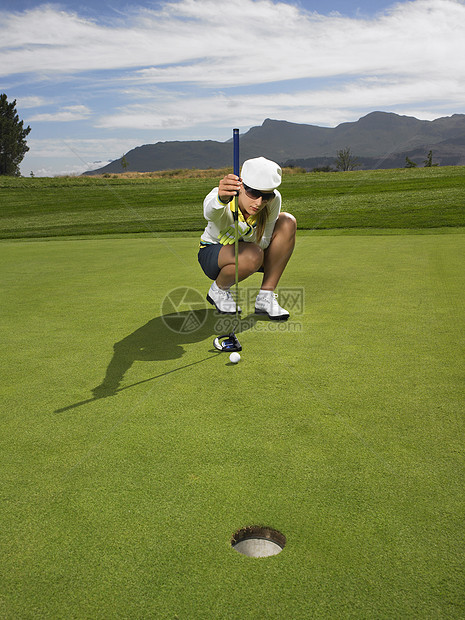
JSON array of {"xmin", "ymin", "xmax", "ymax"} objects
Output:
[{"xmin": 84, "ymin": 112, "xmax": 465, "ymax": 175}]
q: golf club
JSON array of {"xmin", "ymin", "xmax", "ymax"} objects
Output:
[{"xmin": 213, "ymin": 128, "xmax": 242, "ymax": 353}]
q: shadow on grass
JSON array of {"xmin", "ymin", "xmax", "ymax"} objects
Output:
[{"xmin": 55, "ymin": 309, "xmax": 259, "ymax": 413}]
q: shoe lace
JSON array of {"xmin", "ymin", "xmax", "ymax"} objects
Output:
[
  {"xmin": 265, "ymin": 293, "xmax": 283, "ymax": 310},
  {"xmin": 218, "ymin": 288, "xmax": 233, "ymax": 300},
  {"xmin": 271, "ymin": 293, "xmax": 281, "ymax": 307}
]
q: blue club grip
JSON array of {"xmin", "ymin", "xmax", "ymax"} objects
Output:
[{"xmin": 233, "ymin": 128, "xmax": 240, "ymax": 177}]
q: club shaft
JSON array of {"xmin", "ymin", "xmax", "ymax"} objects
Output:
[{"xmin": 233, "ymin": 129, "xmax": 240, "ymax": 327}]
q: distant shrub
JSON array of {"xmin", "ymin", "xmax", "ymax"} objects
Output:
[
  {"xmin": 335, "ymin": 147, "xmax": 360, "ymax": 171},
  {"xmin": 424, "ymin": 150, "xmax": 439, "ymax": 167},
  {"xmin": 312, "ymin": 166, "xmax": 336, "ymax": 173},
  {"xmin": 283, "ymin": 166, "xmax": 306, "ymax": 174}
]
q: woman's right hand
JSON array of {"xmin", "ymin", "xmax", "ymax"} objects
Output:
[{"xmin": 218, "ymin": 174, "xmax": 241, "ymax": 203}]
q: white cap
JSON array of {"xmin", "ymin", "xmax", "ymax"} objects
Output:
[{"xmin": 241, "ymin": 157, "xmax": 282, "ymax": 191}]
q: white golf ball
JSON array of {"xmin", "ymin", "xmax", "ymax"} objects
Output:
[{"xmin": 229, "ymin": 352, "xmax": 241, "ymax": 364}]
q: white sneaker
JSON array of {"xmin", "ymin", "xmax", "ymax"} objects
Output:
[
  {"xmin": 255, "ymin": 291, "xmax": 289, "ymax": 321},
  {"xmin": 207, "ymin": 282, "xmax": 241, "ymax": 314}
]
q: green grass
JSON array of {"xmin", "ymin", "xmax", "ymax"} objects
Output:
[
  {"xmin": 1, "ymin": 165, "xmax": 464, "ymax": 238},
  {"xmin": 1, "ymin": 233, "xmax": 464, "ymax": 618}
]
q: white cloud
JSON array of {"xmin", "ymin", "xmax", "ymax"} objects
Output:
[
  {"xmin": 95, "ymin": 75, "xmax": 465, "ymax": 131},
  {"xmin": 21, "ymin": 137, "xmax": 144, "ymax": 176},
  {"xmin": 32, "ymin": 164, "xmax": 97, "ymax": 177},
  {"xmin": 16, "ymin": 95, "xmax": 48, "ymax": 108},
  {"xmin": 29, "ymin": 105, "xmax": 92, "ymax": 122},
  {"xmin": 26, "ymin": 137, "xmax": 141, "ymax": 159},
  {"xmin": 1, "ymin": 0, "xmax": 464, "ymax": 85}
]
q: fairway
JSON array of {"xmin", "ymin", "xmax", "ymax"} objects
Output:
[
  {"xmin": 1, "ymin": 232, "xmax": 464, "ymax": 618},
  {"xmin": 1, "ymin": 166, "xmax": 464, "ymax": 238}
]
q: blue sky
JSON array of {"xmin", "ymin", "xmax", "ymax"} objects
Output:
[{"xmin": 1, "ymin": 0, "xmax": 464, "ymax": 176}]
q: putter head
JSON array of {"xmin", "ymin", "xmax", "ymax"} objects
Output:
[{"xmin": 213, "ymin": 333, "xmax": 242, "ymax": 352}]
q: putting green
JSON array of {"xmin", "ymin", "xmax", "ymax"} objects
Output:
[{"xmin": 1, "ymin": 232, "xmax": 464, "ymax": 618}]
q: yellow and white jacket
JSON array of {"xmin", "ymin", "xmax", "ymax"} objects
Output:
[{"xmin": 200, "ymin": 188, "xmax": 281, "ymax": 250}]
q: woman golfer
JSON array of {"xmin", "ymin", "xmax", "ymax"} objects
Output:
[{"xmin": 198, "ymin": 157, "xmax": 296, "ymax": 320}]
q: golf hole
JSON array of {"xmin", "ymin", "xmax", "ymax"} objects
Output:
[{"xmin": 231, "ymin": 526, "xmax": 286, "ymax": 558}]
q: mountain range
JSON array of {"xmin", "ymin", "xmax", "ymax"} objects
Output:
[{"xmin": 85, "ymin": 111, "xmax": 465, "ymax": 175}]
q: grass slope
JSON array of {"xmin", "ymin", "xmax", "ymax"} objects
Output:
[
  {"xmin": 1, "ymin": 166, "xmax": 464, "ymax": 239},
  {"xmin": 1, "ymin": 233, "xmax": 464, "ymax": 618}
]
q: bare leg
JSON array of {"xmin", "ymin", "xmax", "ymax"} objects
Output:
[
  {"xmin": 216, "ymin": 242, "xmax": 263, "ymax": 289},
  {"xmin": 261, "ymin": 212, "xmax": 297, "ymax": 290}
]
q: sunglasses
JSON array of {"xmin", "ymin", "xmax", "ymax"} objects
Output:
[{"xmin": 243, "ymin": 183, "xmax": 275, "ymax": 202}]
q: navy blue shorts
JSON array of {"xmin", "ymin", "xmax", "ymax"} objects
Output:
[
  {"xmin": 198, "ymin": 244, "xmax": 222, "ymax": 280},
  {"xmin": 198, "ymin": 243, "xmax": 264, "ymax": 281}
]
